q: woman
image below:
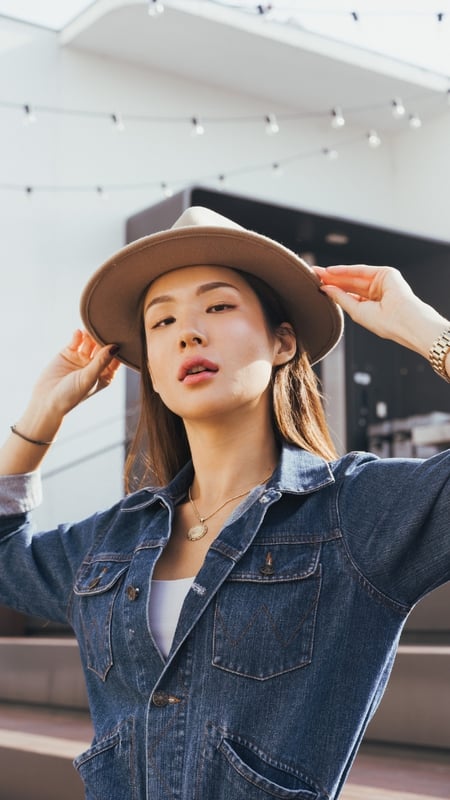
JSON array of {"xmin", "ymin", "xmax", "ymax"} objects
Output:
[{"xmin": 0, "ymin": 206, "xmax": 449, "ymax": 800}]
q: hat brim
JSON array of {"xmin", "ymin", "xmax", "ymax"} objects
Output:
[{"xmin": 80, "ymin": 225, "xmax": 344, "ymax": 370}]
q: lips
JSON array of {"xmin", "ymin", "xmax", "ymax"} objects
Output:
[{"xmin": 178, "ymin": 358, "xmax": 219, "ymax": 382}]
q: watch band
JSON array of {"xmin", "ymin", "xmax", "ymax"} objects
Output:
[{"xmin": 428, "ymin": 327, "xmax": 450, "ymax": 383}]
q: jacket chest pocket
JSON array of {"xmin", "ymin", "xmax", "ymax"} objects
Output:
[
  {"xmin": 213, "ymin": 543, "xmax": 321, "ymax": 680},
  {"xmin": 73, "ymin": 560, "xmax": 130, "ymax": 681}
]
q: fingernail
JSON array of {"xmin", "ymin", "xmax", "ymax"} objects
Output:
[{"xmin": 109, "ymin": 345, "xmax": 120, "ymax": 356}]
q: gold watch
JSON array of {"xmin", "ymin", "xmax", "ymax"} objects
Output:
[{"xmin": 429, "ymin": 327, "xmax": 450, "ymax": 383}]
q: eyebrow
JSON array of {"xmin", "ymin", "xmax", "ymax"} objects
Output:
[{"xmin": 144, "ymin": 281, "xmax": 239, "ymax": 314}]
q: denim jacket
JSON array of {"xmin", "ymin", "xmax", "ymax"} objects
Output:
[{"xmin": 0, "ymin": 442, "xmax": 449, "ymax": 800}]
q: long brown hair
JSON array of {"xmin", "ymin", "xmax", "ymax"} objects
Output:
[{"xmin": 124, "ymin": 270, "xmax": 337, "ymax": 492}]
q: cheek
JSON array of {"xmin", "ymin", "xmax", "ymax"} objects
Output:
[
  {"xmin": 232, "ymin": 358, "xmax": 273, "ymax": 395},
  {"xmin": 146, "ymin": 350, "xmax": 160, "ymax": 393}
]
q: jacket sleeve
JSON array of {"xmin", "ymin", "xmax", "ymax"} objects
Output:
[
  {"xmin": 0, "ymin": 472, "xmax": 107, "ymax": 624},
  {"xmin": 336, "ymin": 449, "xmax": 450, "ymax": 609}
]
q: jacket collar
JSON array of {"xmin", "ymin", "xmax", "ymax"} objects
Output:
[
  {"xmin": 273, "ymin": 442, "xmax": 335, "ymax": 494},
  {"xmin": 121, "ymin": 442, "xmax": 334, "ymax": 513}
]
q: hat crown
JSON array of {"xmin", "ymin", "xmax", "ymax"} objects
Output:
[{"xmin": 172, "ymin": 206, "xmax": 244, "ymax": 232}]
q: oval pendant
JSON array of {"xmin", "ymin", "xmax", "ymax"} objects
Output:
[{"xmin": 187, "ymin": 523, "xmax": 208, "ymax": 541}]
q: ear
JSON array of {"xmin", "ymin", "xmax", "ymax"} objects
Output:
[{"xmin": 273, "ymin": 323, "xmax": 297, "ymax": 366}]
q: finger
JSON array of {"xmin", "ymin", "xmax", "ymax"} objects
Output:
[
  {"xmin": 323, "ymin": 264, "xmax": 382, "ymax": 277},
  {"xmin": 81, "ymin": 346, "xmax": 121, "ymax": 396},
  {"xmin": 67, "ymin": 329, "xmax": 84, "ymax": 352},
  {"xmin": 319, "ymin": 271, "xmax": 380, "ymax": 299},
  {"xmin": 319, "ymin": 284, "xmax": 369, "ymax": 321}
]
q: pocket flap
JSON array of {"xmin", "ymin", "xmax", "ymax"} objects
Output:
[
  {"xmin": 74, "ymin": 560, "xmax": 130, "ymax": 596},
  {"xmin": 229, "ymin": 543, "xmax": 320, "ymax": 583}
]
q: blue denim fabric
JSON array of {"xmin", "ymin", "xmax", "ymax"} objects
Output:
[{"xmin": 0, "ymin": 443, "xmax": 449, "ymax": 800}]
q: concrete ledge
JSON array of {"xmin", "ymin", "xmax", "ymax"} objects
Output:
[
  {"xmin": 366, "ymin": 645, "xmax": 450, "ymax": 749},
  {"xmin": 342, "ymin": 786, "xmax": 443, "ymax": 800},
  {"xmin": 0, "ymin": 703, "xmax": 91, "ymax": 800},
  {"xmin": 0, "ymin": 638, "xmax": 88, "ymax": 708},
  {"xmin": 0, "ymin": 741, "xmax": 85, "ymax": 800}
]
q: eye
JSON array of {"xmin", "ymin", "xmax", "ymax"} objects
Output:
[
  {"xmin": 152, "ymin": 315, "xmax": 175, "ymax": 329},
  {"xmin": 207, "ymin": 303, "xmax": 235, "ymax": 313}
]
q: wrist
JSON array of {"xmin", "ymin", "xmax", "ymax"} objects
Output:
[
  {"xmin": 17, "ymin": 401, "xmax": 64, "ymax": 445},
  {"xmin": 429, "ymin": 327, "xmax": 450, "ymax": 383}
]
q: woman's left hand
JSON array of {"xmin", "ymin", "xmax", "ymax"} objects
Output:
[{"xmin": 313, "ymin": 264, "xmax": 449, "ymax": 360}]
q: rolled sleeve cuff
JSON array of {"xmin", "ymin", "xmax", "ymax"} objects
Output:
[{"xmin": 0, "ymin": 471, "xmax": 42, "ymax": 515}]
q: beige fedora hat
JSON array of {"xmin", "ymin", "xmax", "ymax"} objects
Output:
[{"xmin": 80, "ymin": 206, "xmax": 343, "ymax": 371}]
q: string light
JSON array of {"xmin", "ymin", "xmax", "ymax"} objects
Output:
[
  {"xmin": 96, "ymin": 186, "xmax": 109, "ymax": 201},
  {"xmin": 2, "ymin": 89, "xmax": 447, "ymax": 132},
  {"xmin": 161, "ymin": 182, "xmax": 173, "ymax": 198},
  {"xmin": 408, "ymin": 113, "xmax": 422, "ymax": 129},
  {"xmin": 391, "ymin": 97, "xmax": 406, "ymax": 118},
  {"xmin": 265, "ymin": 113, "xmax": 280, "ymax": 134},
  {"xmin": 331, "ymin": 107, "xmax": 345, "ymax": 129},
  {"xmin": 0, "ymin": 127, "xmax": 413, "ymax": 200},
  {"xmin": 191, "ymin": 116, "xmax": 205, "ymax": 136},
  {"xmin": 148, "ymin": 0, "xmax": 164, "ymax": 17},
  {"xmin": 23, "ymin": 104, "xmax": 36, "ymax": 125},
  {"xmin": 209, "ymin": 2, "xmax": 450, "ymax": 24},
  {"xmin": 111, "ymin": 112, "xmax": 125, "ymax": 132},
  {"xmin": 272, "ymin": 161, "xmax": 283, "ymax": 177},
  {"xmin": 367, "ymin": 129, "xmax": 381, "ymax": 148}
]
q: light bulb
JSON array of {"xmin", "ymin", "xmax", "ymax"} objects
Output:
[
  {"xmin": 272, "ymin": 162, "xmax": 283, "ymax": 177},
  {"xmin": 148, "ymin": 0, "xmax": 164, "ymax": 17},
  {"xmin": 161, "ymin": 182, "xmax": 173, "ymax": 198},
  {"xmin": 191, "ymin": 116, "xmax": 205, "ymax": 136},
  {"xmin": 111, "ymin": 112, "xmax": 125, "ymax": 132},
  {"xmin": 367, "ymin": 129, "xmax": 381, "ymax": 148},
  {"xmin": 408, "ymin": 113, "xmax": 422, "ymax": 129},
  {"xmin": 265, "ymin": 114, "xmax": 280, "ymax": 135},
  {"xmin": 331, "ymin": 107, "xmax": 345, "ymax": 129},
  {"xmin": 392, "ymin": 97, "xmax": 406, "ymax": 118},
  {"xmin": 23, "ymin": 104, "xmax": 36, "ymax": 125}
]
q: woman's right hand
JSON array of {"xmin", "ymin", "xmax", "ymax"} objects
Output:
[
  {"xmin": 0, "ymin": 331, "xmax": 121, "ymax": 476},
  {"xmin": 30, "ymin": 329, "xmax": 121, "ymax": 417}
]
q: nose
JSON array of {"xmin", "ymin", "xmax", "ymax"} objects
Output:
[{"xmin": 178, "ymin": 327, "xmax": 206, "ymax": 350}]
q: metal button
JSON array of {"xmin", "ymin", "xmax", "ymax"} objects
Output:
[
  {"xmin": 87, "ymin": 567, "xmax": 108, "ymax": 590},
  {"xmin": 260, "ymin": 551, "xmax": 275, "ymax": 576},
  {"xmin": 152, "ymin": 692, "xmax": 181, "ymax": 707},
  {"xmin": 126, "ymin": 585, "xmax": 140, "ymax": 601}
]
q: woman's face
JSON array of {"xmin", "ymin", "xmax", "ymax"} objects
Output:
[{"xmin": 143, "ymin": 265, "xmax": 294, "ymax": 425}]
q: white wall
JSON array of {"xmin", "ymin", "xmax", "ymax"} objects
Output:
[
  {"xmin": 0, "ymin": 17, "xmax": 448, "ymax": 528},
  {"xmin": 391, "ymin": 112, "xmax": 450, "ymax": 243}
]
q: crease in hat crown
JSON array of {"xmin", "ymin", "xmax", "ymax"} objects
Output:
[
  {"xmin": 80, "ymin": 204, "xmax": 344, "ymax": 371},
  {"xmin": 172, "ymin": 206, "xmax": 244, "ymax": 232}
]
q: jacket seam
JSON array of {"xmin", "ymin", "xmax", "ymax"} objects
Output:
[{"xmin": 334, "ymin": 462, "xmax": 410, "ymax": 615}]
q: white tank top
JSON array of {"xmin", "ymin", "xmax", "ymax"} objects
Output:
[{"xmin": 148, "ymin": 577, "xmax": 195, "ymax": 658}]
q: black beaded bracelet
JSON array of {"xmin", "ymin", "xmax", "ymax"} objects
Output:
[{"xmin": 10, "ymin": 424, "xmax": 55, "ymax": 446}]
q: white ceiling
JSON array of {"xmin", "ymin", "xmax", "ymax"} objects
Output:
[{"xmin": 60, "ymin": 0, "xmax": 449, "ymax": 133}]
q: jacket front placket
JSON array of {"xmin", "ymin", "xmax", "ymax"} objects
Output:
[{"xmin": 143, "ymin": 484, "xmax": 283, "ymax": 800}]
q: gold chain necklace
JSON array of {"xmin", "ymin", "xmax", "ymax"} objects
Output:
[{"xmin": 187, "ymin": 473, "xmax": 272, "ymax": 542}]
